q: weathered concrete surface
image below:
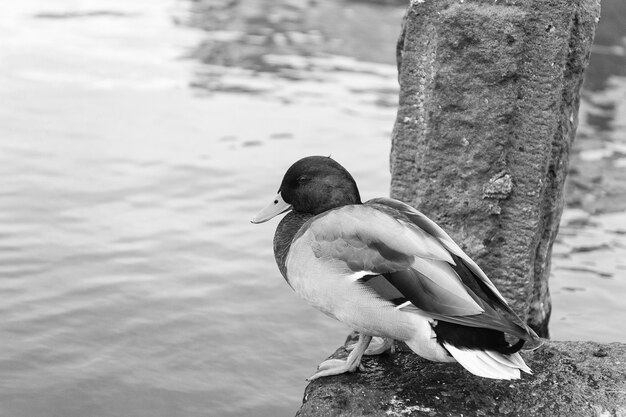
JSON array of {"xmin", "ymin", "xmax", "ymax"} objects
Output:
[
  {"xmin": 390, "ymin": 0, "xmax": 601, "ymax": 337},
  {"xmin": 297, "ymin": 339, "xmax": 626, "ymax": 417}
]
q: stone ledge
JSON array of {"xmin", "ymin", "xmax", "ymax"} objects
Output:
[{"xmin": 296, "ymin": 339, "xmax": 626, "ymax": 417}]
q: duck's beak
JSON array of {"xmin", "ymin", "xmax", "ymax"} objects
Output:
[{"xmin": 251, "ymin": 192, "xmax": 292, "ymax": 224}]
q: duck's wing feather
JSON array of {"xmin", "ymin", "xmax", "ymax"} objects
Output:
[
  {"xmin": 305, "ymin": 202, "xmax": 535, "ymax": 341},
  {"xmin": 384, "ymin": 270, "xmax": 531, "ymax": 341},
  {"xmin": 367, "ymin": 198, "xmax": 538, "ymax": 339},
  {"xmin": 367, "ymin": 197, "xmax": 509, "ymax": 307}
]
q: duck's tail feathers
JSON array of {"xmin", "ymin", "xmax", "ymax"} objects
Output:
[{"xmin": 443, "ymin": 343, "xmax": 532, "ymax": 380}]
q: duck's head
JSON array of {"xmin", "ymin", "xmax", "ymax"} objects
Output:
[{"xmin": 251, "ymin": 156, "xmax": 361, "ymax": 223}]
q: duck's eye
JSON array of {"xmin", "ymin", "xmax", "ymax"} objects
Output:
[{"xmin": 296, "ymin": 175, "xmax": 311, "ymax": 184}]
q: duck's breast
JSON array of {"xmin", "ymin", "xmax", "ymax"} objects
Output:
[{"xmin": 285, "ymin": 229, "xmax": 416, "ymax": 340}]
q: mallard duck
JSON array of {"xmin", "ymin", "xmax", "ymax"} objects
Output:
[{"xmin": 252, "ymin": 156, "xmax": 538, "ymax": 380}]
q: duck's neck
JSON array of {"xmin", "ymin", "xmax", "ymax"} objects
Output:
[{"xmin": 273, "ymin": 211, "xmax": 313, "ymax": 284}]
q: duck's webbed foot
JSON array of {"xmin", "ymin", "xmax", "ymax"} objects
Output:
[
  {"xmin": 307, "ymin": 334, "xmax": 372, "ymax": 381},
  {"xmin": 347, "ymin": 336, "xmax": 394, "ymax": 355}
]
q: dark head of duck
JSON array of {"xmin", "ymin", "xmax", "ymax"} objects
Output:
[
  {"xmin": 252, "ymin": 156, "xmax": 362, "ymax": 281},
  {"xmin": 279, "ymin": 156, "xmax": 361, "ymax": 215}
]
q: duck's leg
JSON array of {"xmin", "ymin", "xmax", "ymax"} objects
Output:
[
  {"xmin": 307, "ymin": 334, "xmax": 372, "ymax": 381},
  {"xmin": 346, "ymin": 336, "xmax": 394, "ymax": 355}
]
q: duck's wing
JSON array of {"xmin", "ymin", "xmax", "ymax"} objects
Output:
[
  {"xmin": 367, "ymin": 197, "xmax": 510, "ymax": 308},
  {"xmin": 367, "ymin": 198, "xmax": 538, "ymax": 334},
  {"xmin": 304, "ymin": 202, "xmax": 536, "ymax": 342}
]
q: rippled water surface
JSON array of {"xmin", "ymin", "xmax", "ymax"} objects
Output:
[{"xmin": 0, "ymin": 0, "xmax": 625, "ymax": 416}]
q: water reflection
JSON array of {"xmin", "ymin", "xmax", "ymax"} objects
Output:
[
  {"xmin": 584, "ymin": 0, "xmax": 626, "ymax": 91},
  {"xmin": 566, "ymin": 0, "xmax": 626, "ymax": 213},
  {"xmin": 180, "ymin": 0, "xmax": 404, "ymax": 102}
]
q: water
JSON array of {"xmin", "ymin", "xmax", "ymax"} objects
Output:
[{"xmin": 0, "ymin": 1, "xmax": 624, "ymax": 416}]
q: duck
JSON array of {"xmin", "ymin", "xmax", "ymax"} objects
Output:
[{"xmin": 251, "ymin": 155, "xmax": 539, "ymax": 380}]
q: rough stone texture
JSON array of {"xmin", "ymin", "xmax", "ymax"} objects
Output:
[
  {"xmin": 297, "ymin": 339, "xmax": 626, "ymax": 417},
  {"xmin": 390, "ymin": 0, "xmax": 600, "ymax": 337}
]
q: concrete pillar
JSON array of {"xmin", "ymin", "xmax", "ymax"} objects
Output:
[{"xmin": 390, "ymin": 0, "xmax": 600, "ymax": 336}]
